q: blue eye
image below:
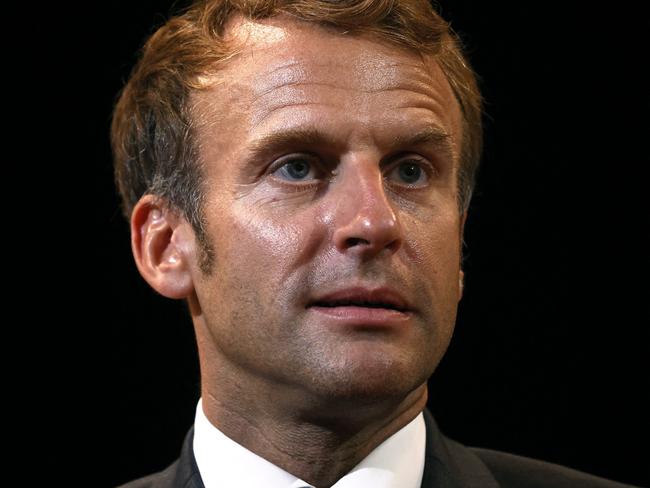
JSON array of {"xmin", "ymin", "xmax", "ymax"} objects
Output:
[
  {"xmin": 387, "ymin": 160, "xmax": 429, "ymax": 186},
  {"xmin": 273, "ymin": 157, "xmax": 316, "ymax": 181},
  {"xmin": 398, "ymin": 163, "xmax": 422, "ymax": 183}
]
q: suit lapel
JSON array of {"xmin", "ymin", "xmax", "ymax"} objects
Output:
[
  {"xmin": 421, "ymin": 409, "xmax": 500, "ymax": 488},
  {"xmin": 173, "ymin": 427, "xmax": 206, "ymax": 488}
]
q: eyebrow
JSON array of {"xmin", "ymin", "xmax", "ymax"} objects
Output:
[
  {"xmin": 244, "ymin": 125, "xmax": 453, "ymax": 164},
  {"xmin": 245, "ymin": 128, "xmax": 341, "ymax": 159},
  {"xmin": 390, "ymin": 127, "xmax": 452, "ymax": 152}
]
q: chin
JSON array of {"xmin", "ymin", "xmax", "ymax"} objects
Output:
[{"xmin": 304, "ymin": 345, "xmax": 434, "ymax": 406}]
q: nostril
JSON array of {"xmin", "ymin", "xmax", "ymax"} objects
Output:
[{"xmin": 345, "ymin": 237, "xmax": 370, "ymax": 247}]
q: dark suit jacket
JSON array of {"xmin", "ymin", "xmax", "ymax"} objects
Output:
[{"xmin": 118, "ymin": 409, "xmax": 637, "ymax": 487}]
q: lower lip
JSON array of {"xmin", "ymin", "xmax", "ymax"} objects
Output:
[{"xmin": 308, "ymin": 306, "xmax": 412, "ymax": 327}]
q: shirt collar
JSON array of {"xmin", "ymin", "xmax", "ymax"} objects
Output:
[{"xmin": 193, "ymin": 398, "xmax": 426, "ymax": 488}]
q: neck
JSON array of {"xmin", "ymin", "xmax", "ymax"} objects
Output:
[{"xmin": 200, "ymin": 370, "xmax": 427, "ymax": 488}]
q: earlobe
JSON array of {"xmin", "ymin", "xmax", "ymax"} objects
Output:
[
  {"xmin": 131, "ymin": 196, "xmax": 195, "ymax": 299},
  {"xmin": 459, "ymin": 270, "xmax": 465, "ymax": 300},
  {"xmin": 459, "ymin": 210, "xmax": 468, "ymax": 301}
]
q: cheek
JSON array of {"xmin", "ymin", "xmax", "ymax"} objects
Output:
[
  {"xmin": 406, "ymin": 213, "xmax": 462, "ymax": 301},
  {"xmin": 405, "ymin": 203, "xmax": 462, "ymax": 261},
  {"xmin": 211, "ymin": 201, "xmax": 322, "ymax": 284}
]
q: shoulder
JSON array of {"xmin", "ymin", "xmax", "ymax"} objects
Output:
[
  {"xmin": 115, "ymin": 458, "xmax": 203, "ymax": 488},
  {"xmin": 115, "ymin": 427, "xmax": 203, "ymax": 488},
  {"xmin": 470, "ymin": 447, "xmax": 637, "ymax": 488},
  {"xmin": 422, "ymin": 409, "xmax": 637, "ymax": 488},
  {"xmin": 116, "ymin": 460, "xmax": 180, "ymax": 488}
]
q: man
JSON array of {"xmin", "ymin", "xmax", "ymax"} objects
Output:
[{"xmin": 111, "ymin": 1, "xmax": 636, "ymax": 487}]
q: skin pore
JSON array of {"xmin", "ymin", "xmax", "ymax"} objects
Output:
[{"xmin": 131, "ymin": 15, "xmax": 466, "ymax": 488}]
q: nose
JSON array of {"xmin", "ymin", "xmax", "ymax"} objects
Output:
[{"xmin": 332, "ymin": 161, "xmax": 402, "ymax": 259}]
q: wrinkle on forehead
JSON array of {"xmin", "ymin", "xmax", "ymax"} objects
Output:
[
  {"xmin": 244, "ymin": 55, "xmax": 455, "ymax": 131},
  {"xmin": 250, "ymin": 59, "xmax": 441, "ymax": 99},
  {"xmin": 190, "ymin": 15, "xmax": 462, "ymax": 160}
]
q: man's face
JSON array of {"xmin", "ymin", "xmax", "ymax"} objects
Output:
[{"xmin": 188, "ymin": 17, "xmax": 465, "ymax": 406}]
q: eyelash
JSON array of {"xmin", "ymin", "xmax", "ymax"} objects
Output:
[
  {"xmin": 386, "ymin": 156, "xmax": 436, "ymax": 188},
  {"xmin": 268, "ymin": 153, "xmax": 326, "ymax": 189},
  {"xmin": 267, "ymin": 153, "xmax": 437, "ymax": 189}
]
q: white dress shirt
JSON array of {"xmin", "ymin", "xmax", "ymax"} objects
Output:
[{"xmin": 193, "ymin": 399, "xmax": 426, "ymax": 488}]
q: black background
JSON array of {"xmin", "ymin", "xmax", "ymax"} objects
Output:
[{"xmin": 44, "ymin": 1, "xmax": 648, "ymax": 486}]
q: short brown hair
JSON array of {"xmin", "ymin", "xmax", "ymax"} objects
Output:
[{"xmin": 111, "ymin": 0, "xmax": 483, "ymax": 269}]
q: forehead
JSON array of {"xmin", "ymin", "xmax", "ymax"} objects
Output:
[{"xmin": 191, "ymin": 16, "xmax": 462, "ymax": 162}]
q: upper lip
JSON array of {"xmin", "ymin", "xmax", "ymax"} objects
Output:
[{"xmin": 308, "ymin": 286, "xmax": 413, "ymax": 312}]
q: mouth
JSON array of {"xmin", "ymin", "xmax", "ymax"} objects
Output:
[
  {"xmin": 307, "ymin": 287, "xmax": 413, "ymax": 313},
  {"xmin": 310, "ymin": 299, "xmax": 408, "ymax": 313}
]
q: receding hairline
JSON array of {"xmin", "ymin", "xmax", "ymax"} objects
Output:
[
  {"xmin": 190, "ymin": 12, "xmax": 453, "ymax": 91},
  {"xmin": 188, "ymin": 13, "xmax": 462, "ymax": 142}
]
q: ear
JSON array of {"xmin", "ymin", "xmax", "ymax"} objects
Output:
[
  {"xmin": 130, "ymin": 195, "xmax": 196, "ymax": 299},
  {"xmin": 458, "ymin": 210, "xmax": 468, "ymax": 300},
  {"xmin": 459, "ymin": 269, "xmax": 465, "ymax": 300}
]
